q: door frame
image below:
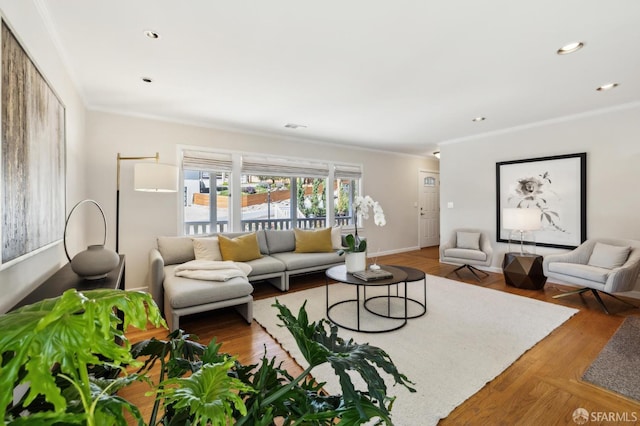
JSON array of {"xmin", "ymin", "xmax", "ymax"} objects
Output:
[{"xmin": 417, "ymin": 169, "xmax": 441, "ymax": 248}]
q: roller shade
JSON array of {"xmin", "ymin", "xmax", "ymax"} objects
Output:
[
  {"xmin": 334, "ymin": 163, "xmax": 362, "ymax": 179},
  {"xmin": 242, "ymin": 155, "xmax": 329, "ymax": 178},
  {"xmin": 182, "ymin": 150, "xmax": 233, "ymax": 172}
]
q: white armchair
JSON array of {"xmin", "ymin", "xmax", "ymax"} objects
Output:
[
  {"xmin": 440, "ymin": 229, "xmax": 493, "ymax": 281},
  {"xmin": 543, "ymin": 238, "xmax": 640, "ymax": 314}
]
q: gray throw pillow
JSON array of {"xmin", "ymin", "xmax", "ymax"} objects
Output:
[
  {"xmin": 265, "ymin": 230, "xmax": 296, "ymax": 253},
  {"xmin": 457, "ymin": 232, "xmax": 481, "ymax": 251},
  {"xmin": 157, "ymin": 236, "xmax": 195, "ymax": 265},
  {"xmin": 588, "ymin": 243, "xmax": 630, "ymax": 269}
]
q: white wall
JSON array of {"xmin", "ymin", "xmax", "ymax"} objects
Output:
[
  {"xmin": 85, "ymin": 111, "xmax": 438, "ymax": 290},
  {"xmin": 440, "ymin": 102, "xmax": 640, "ymax": 291},
  {"xmin": 0, "ymin": 1, "xmax": 88, "ymax": 313}
]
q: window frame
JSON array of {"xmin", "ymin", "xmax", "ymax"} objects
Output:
[{"xmin": 179, "ymin": 147, "xmax": 361, "ymax": 235}]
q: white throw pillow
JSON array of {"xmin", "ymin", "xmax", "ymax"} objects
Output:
[
  {"xmin": 331, "ymin": 226, "xmax": 344, "ymax": 250},
  {"xmin": 588, "ymin": 243, "xmax": 630, "ymax": 269},
  {"xmin": 193, "ymin": 237, "xmax": 223, "ymax": 261},
  {"xmin": 457, "ymin": 232, "xmax": 481, "ymax": 251}
]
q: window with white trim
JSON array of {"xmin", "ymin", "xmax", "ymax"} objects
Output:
[
  {"xmin": 182, "ymin": 150, "xmax": 232, "ymax": 235},
  {"xmin": 181, "ymin": 149, "xmax": 361, "ymax": 235},
  {"xmin": 334, "ymin": 163, "xmax": 361, "ymax": 228}
]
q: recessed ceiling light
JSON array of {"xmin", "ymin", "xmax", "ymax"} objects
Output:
[
  {"xmin": 144, "ymin": 30, "xmax": 160, "ymax": 39},
  {"xmin": 472, "ymin": 117, "xmax": 486, "ymax": 122},
  {"xmin": 596, "ymin": 82, "xmax": 619, "ymax": 91},
  {"xmin": 142, "ymin": 77, "xmax": 153, "ymax": 83},
  {"xmin": 284, "ymin": 123, "xmax": 307, "ymax": 129},
  {"xmin": 557, "ymin": 41, "xmax": 584, "ymax": 55}
]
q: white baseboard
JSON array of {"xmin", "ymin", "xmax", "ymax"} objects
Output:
[
  {"xmin": 620, "ymin": 291, "xmax": 640, "ymax": 300},
  {"xmin": 127, "ymin": 286, "xmax": 149, "ymax": 293},
  {"xmin": 369, "ymin": 246, "xmax": 421, "ymax": 258}
]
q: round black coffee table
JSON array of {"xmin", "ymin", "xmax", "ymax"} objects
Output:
[
  {"xmin": 325, "ymin": 264, "xmax": 408, "ymax": 333},
  {"xmin": 363, "ymin": 265, "xmax": 427, "ymax": 319}
]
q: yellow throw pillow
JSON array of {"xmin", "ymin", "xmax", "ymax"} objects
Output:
[
  {"xmin": 294, "ymin": 228, "xmax": 334, "ymax": 253},
  {"xmin": 218, "ymin": 233, "xmax": 263, "ymax": 262}
]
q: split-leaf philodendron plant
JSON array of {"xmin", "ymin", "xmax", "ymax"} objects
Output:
[{"xmin": 1, "ymin": 289, "xmax": 414, "ymax": 425}]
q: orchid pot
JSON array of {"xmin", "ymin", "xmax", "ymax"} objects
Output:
[
  {"xmin": 345, "ymin": 251, "xmax": 367, "ymax": 273},
  {"xmin": 338, "ymin": 195, "xmax": 386, "ymax": 263}
]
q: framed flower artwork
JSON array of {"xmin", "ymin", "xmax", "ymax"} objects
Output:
[{"xmin": 496, "ymin": 153, "xmax": 586, "ymax": 249}]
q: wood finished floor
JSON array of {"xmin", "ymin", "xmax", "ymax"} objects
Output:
[{"xmin": 121, "ymin": 247, "xmax": 640, "ymax": 425}]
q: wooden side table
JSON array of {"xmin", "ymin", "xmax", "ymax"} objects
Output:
[{"xmin": 502, "ymin": 253, "xmax": 546, "ymax": 290}]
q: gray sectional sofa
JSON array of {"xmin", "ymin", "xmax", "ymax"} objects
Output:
[{"xmin": 149, "ymin": 229, "xmax": 344, "ymax": 330}]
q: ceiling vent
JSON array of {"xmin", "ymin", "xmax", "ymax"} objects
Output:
[{"xmin": 284, "ymin": 123, "xmax": 307, "ymax": 129}]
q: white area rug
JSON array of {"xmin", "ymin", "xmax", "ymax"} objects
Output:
[{"xmin": 252, "ymin": 274, "xmax": 578, "ymax": 425}]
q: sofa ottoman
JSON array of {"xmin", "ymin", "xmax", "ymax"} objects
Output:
[{"xmin": 163, "ymin": 264, "xmax": 253, "ymax": 331}]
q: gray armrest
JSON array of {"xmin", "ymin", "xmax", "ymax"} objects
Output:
[
  {"xmin": 605, "ymin": 248, "xmax": 640, "ymax": 293},
  {"xmin": 480, "ymin": 235, "xmax": 493, "ymax": 259},
  {"xmin": 542, "ymin": 242, "xmax": 595, "ymax": 275},
  {"xmin": 439, "ymin": 233, "xmax": 456, "ymax": 259},
  {"xmin": 149, "ymin": 248, "xmax": 165, "ymax": 311}
]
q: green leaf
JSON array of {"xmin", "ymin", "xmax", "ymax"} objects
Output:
[
  {"xmin": 201, "ymin": 338, "xmax": 226, "ymax": 365},
  {"xmin": 345, "ymin": 234, "xmax": 356, "ymax": 251},
  {"xmin": 336, "ymin": 395, "xmax": 394, "ymax": 425},
  {"xmin": 159, "ymin": 360, "xmax": 254, "ymax": 425},
  {"xmin": 272, "ymin": 300, "xmax": 415, "ymax": 423},
  {"xmin": 235, "ymin": 349, "xmax": 298, "ymax": 424},
  {"xmin": 134, "ymin": 329, "xmax": 208, "ymax": 381},
  {"xmin": 273, "ymin": 301, "xmax": 331, "ymax": 368},
  {"xmin": 6, "ymin": 411, "xmax": 85, "ymax": 425},
  {"xmin": 89, "ymin": 378, "xmax": 145, "ymax": 426},
  {"xmin": 344, "ymin": 234, "xmax": 366, "ymax": 253},
  {"xmin": 316, "ymin": 318, "xmax": 415, "ymax": 420},
  {"xmin": 0, "ymin": 289, "xmax": 165, "ymax": 421}
]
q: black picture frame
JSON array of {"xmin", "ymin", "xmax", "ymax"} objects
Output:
[{"xmin": 496, "ymin": 153, "xmax": 586, "ymax": 250}]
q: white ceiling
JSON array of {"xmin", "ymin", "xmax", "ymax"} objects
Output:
[{"xmin": 38, "ymin": 0, "xmax": 640, "ymax": 156}]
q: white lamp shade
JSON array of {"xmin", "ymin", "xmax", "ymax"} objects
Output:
[
  {"xmin": 503, "ymin": 208, "xmax": 541, "ymax": 231},
  {"xmin": 134, "ymin": 163, "xmax": 178, "ymax": 192}
]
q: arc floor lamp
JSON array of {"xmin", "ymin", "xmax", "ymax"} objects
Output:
[{"xmin": 116, "ymin": 152, "xmax": 178, "ymax": 252}]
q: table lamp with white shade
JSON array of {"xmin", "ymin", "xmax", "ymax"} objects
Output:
[{"xmin": 503, "ymin": 208, "xmax": 541, "ymax": 255}]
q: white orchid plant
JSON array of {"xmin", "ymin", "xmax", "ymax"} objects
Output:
[{"xmin": 339, "ymin": 195, "xmax": 386, "ymax": 254}]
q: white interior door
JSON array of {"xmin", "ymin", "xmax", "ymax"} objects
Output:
[{"xmin": 419, "ymin": 171, "xmax": 440, "ymax": 247}]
